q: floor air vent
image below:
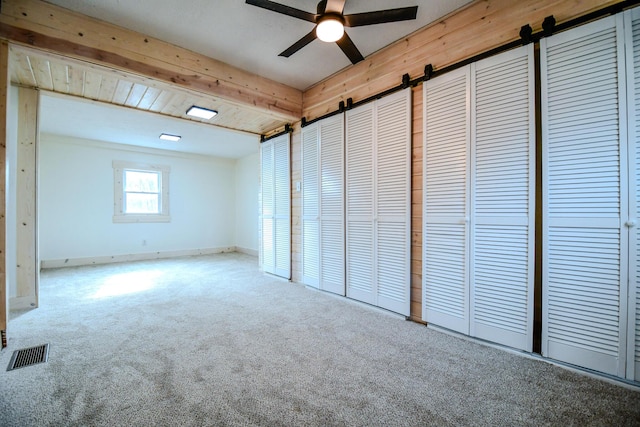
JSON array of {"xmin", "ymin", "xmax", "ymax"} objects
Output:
[{"xmin": 7, "ymin": 344, "xmax": 49, "ymax": 371}]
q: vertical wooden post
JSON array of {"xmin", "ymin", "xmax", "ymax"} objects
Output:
[
  {"xmin": 0, "ymin": 40, "xmax": 8, "ymax": 348},
  {"xmin": 15, "ymin": 87, "xmax": 38, "ymax": 310}
]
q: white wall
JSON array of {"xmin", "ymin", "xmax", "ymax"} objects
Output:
[
  {"xmin": 235, "ymin": 152, "xmax": 259, "ymax": 254},
  {"xmin": 6, "ymin": 85, "xmax": 18, "ymax": 297},
  {"xmin": 38, "ymin": 134, "xmax": 238, "ymax": 263}
]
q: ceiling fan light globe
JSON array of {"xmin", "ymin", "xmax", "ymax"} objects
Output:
[{"xmin": 316, "ymin": 17, "xmax": 344, "ymax": 42}]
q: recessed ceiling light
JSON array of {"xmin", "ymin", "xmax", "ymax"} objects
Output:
[
  {"xmin": 159, "ymin": 133, "xmax": 181, "ymax": 142},
  {"xmin": 186, "ymin": 106, "xmax": 218, "ymax": 120}
]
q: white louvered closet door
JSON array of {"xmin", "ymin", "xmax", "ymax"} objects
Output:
[
  {"xmin": 319, "ymin": 115, "xmax": 345, "ymax": 295},
  {"xmin": 423, "ymin": 48, "xmax": 534, "ymax": 349},
  {"xmin": 470, "ymin": 45, "xmax": 535, "ymax": 351},
  {"xmin": 346, "ymin": 103, "xmax": 376, "ymax": 306},
  {"xmin": 423, "ymin": 68, "xmax": 471, "ymax": 334},
  {"xmin": 301, "ymin": 124, "xmax": 320, "ymax": 287},
  {"xmin": 625, "ymin": 7, "xmax": 640, "ymax": 381},
  {"xmin": 375, "ymin": 90, "xmax": 411, "ymax": 315},
  {"xmin": 260, "ymin": 133, "xmax": 291, "ymax": 279},
  {"xmin": 346, "ymin": 90, "xmax": 411, "ymax": 315},
  {"xmin": 541, "ymin": 15, "xmax": 628, "ymax": 377},
  {"xmin": 260, "ymin": 140, "xmax": 275, "ymax": 274},
  {"xmin": 273, "ymin": 134, "xmax": 291, "ymax": 279}
]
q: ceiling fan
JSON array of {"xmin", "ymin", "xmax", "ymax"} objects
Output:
[{"xmin": 245, "ymin": 0, "xmax": 418, "ymax": 64}]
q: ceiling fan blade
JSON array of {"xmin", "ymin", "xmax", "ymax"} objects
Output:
[
  {"xmin": 324, "ymin": 0, "xmax": 346, "ymax": 14},
  {"xmin": 279, "ymin": 29, "xmax": 318, "ymax": 58},
  {"xmin": 336, "ymin": 32, "xmax": 364, "ymax": 64},
  {"xmin": 245, "ymin": 0, "xmax": 317, "ymax": 23},
  {"xmin": 317, "ymin": 0, "xmax": 327, "ymax": 14},
  {"xmin": 344, "ymin": 6, "xmax": 418, "ymax": 27}
]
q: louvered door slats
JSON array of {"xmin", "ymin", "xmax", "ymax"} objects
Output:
[
  {"xmin": 301, "ymin": 114, "xmax": 344, "ymax": 294},
  {"xmin": 628, "ymin": 8, "xmax": 640, "ymax": 381},
  {"xmin": 261, "ymin": 143, "xmax": 274, "ymax": 215},
  {"xmin": 376, "ymin": 91, "xmax": 411, "ymax": 314},
  {"xmin": 548, "ymin": 53, "xmax": 617, "ymax": 84},
  {"xmin": 346, "ymin": 104, "xmax": 375, "ymax": 304},
  {"xmin": 549, "ymin": 151, "xmax": 619, "ymax": 166},
  {"xmin": 471, "ymin": 46, "xmax": 534, "ymax": 350},
  {"xmin": 260, "ymin": 141, "xmax": 275, "ymax": 274},
  {"xmin": 424, "ymin": 75, "xmax": 468, "ymax": 219},
  {"xmin": 548, "ymin": 317, "xmax": 619, "ymax": 351},
  {"xmin": 302, "ymin": 221, "xmax": 320, "ymax": 285},
  {"xmin": 321, "ymin": 221, "xmax": 344, "ymax": 294},
  {"xmin": 274, "ymin": 139, "xmax": 290, "ymax": 216},
  {"xmin": 260, "ymin": 134, "xmax": 290, "ymax": 279},
  {"xmin": 301, "ymin": 125, "xmax": 320, "ymax": 287},
  {"xmin": 548, "ymin": 28, "xmax": 614, "ymax": 57},
  {"xmin": 542, "ymin": 15, "xmax": 626, "ymax": 376},
  {"xmin": 377, "ymin": 222, "xmax": 408, "ymax": 303},
  {"xmin": 346, "ymin": 90, "xmax": 411, "ymax": 315},
  {"xmin": 551, "ymin": 87, "xmax": 618, "ymax": 108},
  {"xmin": 424, "ymin": 225, "xmax": 466, "ymax": 318},
  {"xmin": 262, "ymin": 218, "xmax": 274, "ymax": 272},
  {"xmin": 423, "ymin": 46, "xmax": 534, "ymax": 350},
  {"xmin": 320, "ymin": 121, "xmax": 343, "ymax": 218},
  {"xmin": 319, "ymin": 115, "xmax": 345, "ymax": 295},
  {"xmin": 274, "ymin": 218, "xmax": 290, "ymax": 277},
  {"xmin": 423, "ymin": 69, "xmax": 469, "ymax": 333},
  {"xmin": 346, "ymin": 222, "xmax": 375, "ymax": 301},
  {"xmin": 346, "ymin": 107, "xmax": 374, "ymax": 219},
  {"xmin": 302, "ymin": 127, "xmax": 319, "ymax": 217},
  {"xmin": 273, "ymin": 135, "xmax": 291, "ymax": 278}
]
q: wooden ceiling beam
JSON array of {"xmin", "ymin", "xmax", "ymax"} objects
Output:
[{"xmin": 0, "ymin": 0, "xmax": 303, "ymax": 122}]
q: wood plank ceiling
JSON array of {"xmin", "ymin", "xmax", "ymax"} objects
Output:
[{"xmin": 9, "ymin": 45, "xmax": 290, "ymax": 136}]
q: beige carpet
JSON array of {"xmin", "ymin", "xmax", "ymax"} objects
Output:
[{"xmin": 0, "ymin": 252, "xmax": 638, "ymax": 426}]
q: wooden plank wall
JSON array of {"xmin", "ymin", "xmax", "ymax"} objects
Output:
[
  {"xmin": 15, "ymin": 87, "xmax": 38, "ymax": 310},
  {"xmin": 290, "ymin": 125, "xmax": 302, "ymax": 284},
  {"xmin": 410, "ymin": 86, "xmax": 423, "ymax": 320},
  {"xmin": 291, "ymin": 0, "xmax": 624, "ymax": 322},
  {"xmin": 0, "ymin": 40, "xmax": 8, "ymax": 347}
]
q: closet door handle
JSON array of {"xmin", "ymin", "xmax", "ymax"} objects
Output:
[{"xmin": 625, "ymin": 219, "xmax": 636, "ymax": 228}]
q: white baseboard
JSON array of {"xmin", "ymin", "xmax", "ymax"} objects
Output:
[
  {"xmin": 234, "ymin": 246, "xmax": 258, "ymax": 257},
  {"xmin": 10, "ymin": 296, "xmax": 37, "ymax": 310},
  {"xmin": 40, "ymin": 247, "xmax": 236, "ymax": 269}
]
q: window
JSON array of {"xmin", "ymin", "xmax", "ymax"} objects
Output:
[{"xmin": 113, "ymin": 161, "xmax": 170, "ymax": 223}]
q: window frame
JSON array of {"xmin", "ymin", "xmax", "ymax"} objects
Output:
[{"xmin": 113, "ymin": 160, "xmax": 171, "ymax": 223}]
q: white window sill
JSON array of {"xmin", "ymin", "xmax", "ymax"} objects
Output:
[{"xmin": 113, "ymin": 214, "xmax": 171, "ymax": 223}]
